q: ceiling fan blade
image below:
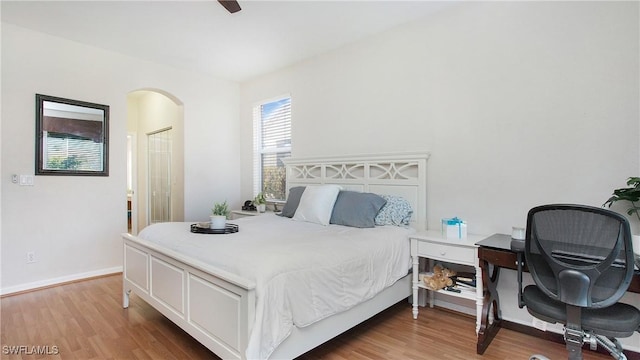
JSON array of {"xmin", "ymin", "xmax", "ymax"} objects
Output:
[{"xmin": 218, "ymin": 0, "xmax": 241, "ymax": 14}]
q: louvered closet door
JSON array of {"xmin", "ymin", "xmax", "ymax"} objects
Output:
[{"xmin": 148, "ymin": 128, "xmax": 172, "ymax": 224}]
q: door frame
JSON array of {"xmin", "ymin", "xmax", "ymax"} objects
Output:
[{"xmin": 127, "ymin": 132, "xmax": 138, "ymax": 235}]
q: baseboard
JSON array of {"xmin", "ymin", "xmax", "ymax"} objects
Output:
[{"xmin": 0, "ymin": 266, "xmax": 123, "ymax": 297}]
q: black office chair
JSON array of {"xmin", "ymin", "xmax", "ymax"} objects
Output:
[{"xmin": 514, "ymin": 204, "xmax": 640, "ymax": 360}]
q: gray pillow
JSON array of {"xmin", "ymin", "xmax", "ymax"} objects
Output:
[
  {"xmin": 278, "ymin": 186, "xmax": 306, "ymax": 218},
  {"xmin": 329, "ymin": 191, "xmax": 387, "ymax": 228}
]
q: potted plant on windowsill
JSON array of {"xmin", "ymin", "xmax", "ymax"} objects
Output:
[
  {"xmin": 254, "ymin": 192, "xmax": 267, "ymax": 213},
  {"xmin": 603, "ymin": 176, "xmax": 640, "ymax": 257},
  {"xmin": 210, "ymin": 201, "xmax": 230, "ymax": 230}
]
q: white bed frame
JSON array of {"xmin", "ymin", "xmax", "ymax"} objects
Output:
[{"xmin": 122, "ymin": 152, "xmax": 429, "ymax": 360}]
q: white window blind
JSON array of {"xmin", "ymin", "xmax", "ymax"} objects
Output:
[
  {"xmin": 43, "ymin": 132, "xmax": 104, "ymax": 171},
  {"xmin": 253, "ymin": 96, "xmax": 291, "ymax": 200}
]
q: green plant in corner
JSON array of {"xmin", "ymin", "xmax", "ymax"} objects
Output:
[
  {"xmin": 254, "ymin": 192, "xmax": 266, "ymax": 205},
  {"xmin": 211, "ymin": 201, "xmax": 230, "ymax": 219},
  {"xmin": 603, "ymin": 177, "xmax": 640, "ymax": 222}
]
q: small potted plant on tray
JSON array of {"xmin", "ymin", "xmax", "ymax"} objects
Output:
[
  {"xmin": 211, "ymin": 201, "xmax": 230, "ymax": 230},
  {"xmin": 254, "ymin": 192, "xmax": 267, "ymax": 213}
]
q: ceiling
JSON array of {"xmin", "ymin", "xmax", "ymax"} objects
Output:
[{"xmin": 1, "ymin": 0, "xmax": 454, "ymax": 82}]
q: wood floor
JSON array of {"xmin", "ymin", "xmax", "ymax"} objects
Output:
[{"xmin": 0, "ymin": 274, "xmax": 616, "ymax": 360}]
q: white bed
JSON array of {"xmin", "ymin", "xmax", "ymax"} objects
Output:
[{"xmin": 121, "ymin": 152, "xmax": 429, "ymax": 360}]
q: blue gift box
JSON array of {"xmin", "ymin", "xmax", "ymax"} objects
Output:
[{"xmin": 441, "ymin": 217, "xmax": 467, "ymax": 239}]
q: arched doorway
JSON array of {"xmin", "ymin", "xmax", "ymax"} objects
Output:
[{"xmin": 126, "ymin": 89, "xmax": 184, "ymax": 234}]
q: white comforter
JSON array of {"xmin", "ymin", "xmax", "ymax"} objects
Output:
[{"xmin": 137, "ymin": 214, "xmax": 414, "ymax": 359}]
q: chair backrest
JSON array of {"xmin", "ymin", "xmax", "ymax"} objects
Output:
[{"xmin": 525, "ymin": 204, "xmax": 633, "ymax": 309}]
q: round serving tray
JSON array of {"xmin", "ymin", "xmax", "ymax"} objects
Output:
[{"xmin": 190, "ymin": 223, "xmax": 239, "ymax": 234}]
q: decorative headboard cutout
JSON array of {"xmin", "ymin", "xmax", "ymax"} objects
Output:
[{"xmin": 283, "ymin": 152, "xmax": 429, "ymax": 230}]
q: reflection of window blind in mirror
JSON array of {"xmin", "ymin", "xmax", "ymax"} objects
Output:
[{"xmin": 43, "ymin": 132, "xmax": 104, "ymax": 171}]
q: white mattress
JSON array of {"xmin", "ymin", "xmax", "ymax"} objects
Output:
[{"xmin": 138, "ymin": 214, "xmax": 414, "ymax": 359}]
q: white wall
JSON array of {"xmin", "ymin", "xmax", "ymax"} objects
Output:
[
  {"xmin": 240, "ymin": 1, "xmax": 639, "ymax": 351},
  {"xmin": 1, "ymin": 23, "xmax": 242, "ymax": 294}
]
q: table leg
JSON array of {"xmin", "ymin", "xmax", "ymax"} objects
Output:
[
  {"xmin": 475, "ymin": 263, "xmax": 483, "ymax": 335},
  {"xmin": 412, "ymin": 255, "xmax": 419, "ymax": 319},
  {"xmin": 477, "ymin": 257, "xmax": 502, "ymax": 354}
]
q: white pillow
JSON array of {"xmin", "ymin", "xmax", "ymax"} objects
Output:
[{"xmin": 292, "ymin": 184, "xmax": 342, "ymax": 226}]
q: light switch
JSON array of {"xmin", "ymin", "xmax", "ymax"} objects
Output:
[{"xmin": 19, "ymin": 175, "xmax": 34, "ymax": 186}]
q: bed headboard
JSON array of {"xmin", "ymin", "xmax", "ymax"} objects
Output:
[{"xmin": 283, "ymin": 152, "xmax": 430, "ymax": 231}]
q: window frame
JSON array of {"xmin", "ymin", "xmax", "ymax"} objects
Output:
[
  {"xmin": 253, "ymin": 95, "xmax": 291, "ymax": 201},
  {"xmin": 35, "ymin": 93, "xmax": 109, "ymax": 176}
]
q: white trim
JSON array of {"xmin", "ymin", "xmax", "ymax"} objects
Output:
[
  {"xmin": 0, "ymin": 266, "xmax": 122, "ymax": 296},
  {"xmin": 250, "ymin": 93, "xmax": 291, "ymax": 109},
  {"xmin": 283, "ymin": 151, "xmax": 430, "ymax": 163},
  {"xmin": 252, "ymin": 104, "xmax": 261, "ymax": 196},
  {"xmin": 128, "ymin": 132, "xmax": 138, "ymax": 235}
]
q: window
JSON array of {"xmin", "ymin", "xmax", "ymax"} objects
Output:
[{"xmin": 253, "ymin": 96, "xmax": 291, "ymax": 201}]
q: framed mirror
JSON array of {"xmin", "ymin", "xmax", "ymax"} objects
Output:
[{"xmin": 36, "ymin": 94, "xmax": 109, "ymax": 176}]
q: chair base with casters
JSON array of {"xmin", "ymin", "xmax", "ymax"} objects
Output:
[
  {"xmin": 530, "ymin": 356, "xmax": 551, "ymax": 360},
  {"xmin": 513, "ymin": 204, "xmax": 640, "ymax": 360},
  {"xmin": 523, "ymin": 285, "xmax": 639, "ymax": 360}
]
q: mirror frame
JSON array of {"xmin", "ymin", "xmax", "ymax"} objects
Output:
[{"xmin": 35, "ymin": 94, "xmax": 109, "ymax": 176}]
